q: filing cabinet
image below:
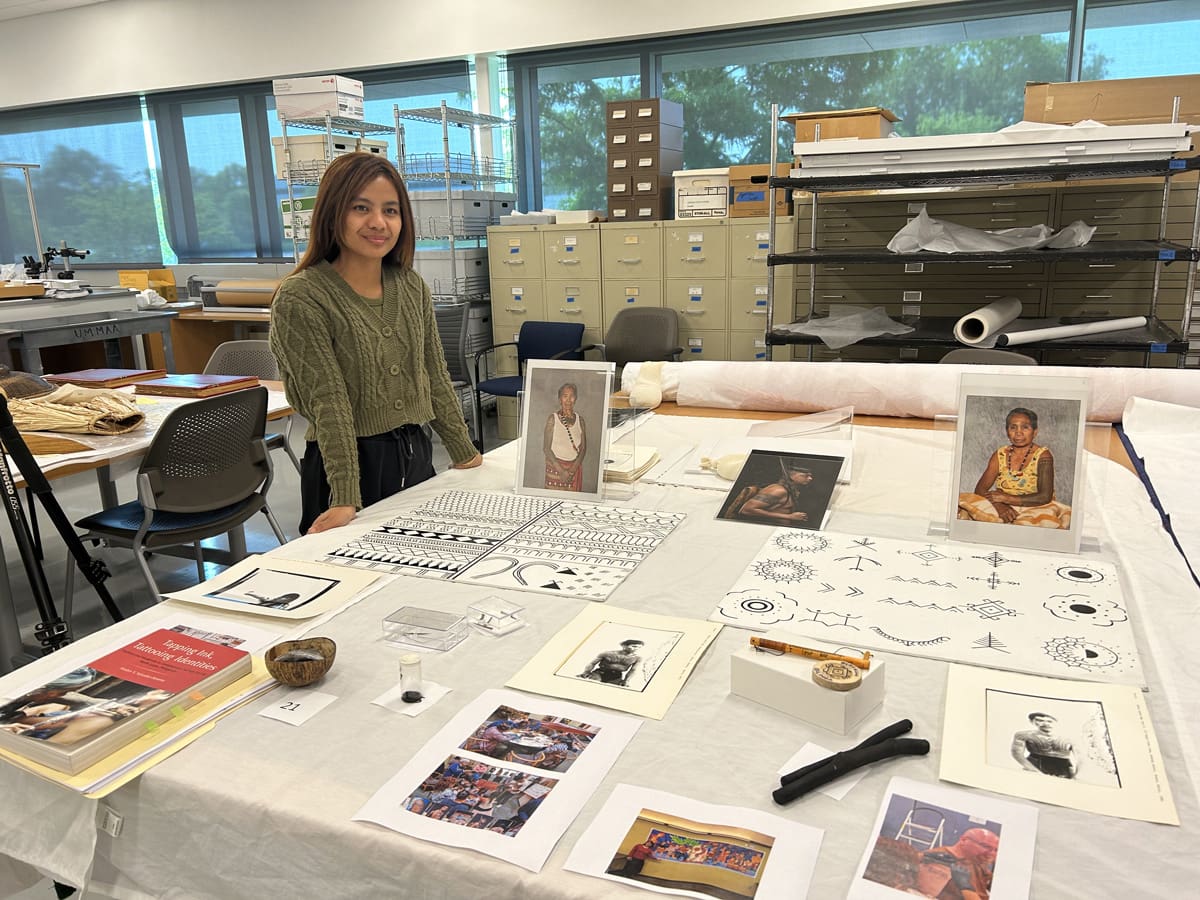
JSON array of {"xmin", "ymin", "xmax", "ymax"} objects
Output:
[
  {"xmin": 606, "ymin": 98, "xmax": 684, "ymax": 221},
  {"xmin": 664, "ymin": 221, "xmax": 728, "ymax": 279}
]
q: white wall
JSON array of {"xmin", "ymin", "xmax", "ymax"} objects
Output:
[{"xmin": 0, "ymin": 0, "xmax": 965, "ymax": 109}]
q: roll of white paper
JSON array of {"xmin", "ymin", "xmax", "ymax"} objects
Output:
[
  {"xmin": 953, "ymin": 297, "xmax": 1022, "ymax": 345},
  {"xmin": 996, "ymin": 316, "xmax": 1148, "ymax": 347}
]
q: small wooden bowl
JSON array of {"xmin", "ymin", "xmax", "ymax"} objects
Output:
[{"xmin": 264, "ymin": 637, "xmax": 336, "ymax": 686}]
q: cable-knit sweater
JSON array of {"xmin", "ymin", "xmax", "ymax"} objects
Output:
[{"xmin": 269, "ymin": 261, "xmax": 476, "ymax": 510}]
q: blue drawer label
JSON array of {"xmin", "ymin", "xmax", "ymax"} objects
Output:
[
  {"xmin": 1158, "ymin": 249, "xmax": 1176, "ymax": 260},
  {"xmin": 1151, "ymin": 342, "xmax": 1167, "ymax": 352}
]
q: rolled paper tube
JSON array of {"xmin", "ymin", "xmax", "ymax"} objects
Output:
[
  {"xmin": 996, "ymin": 315, "xmax": 1148, "ymax": 347},
  {"xmin": 772, "ymin": 738, "xmax": 931, "ymax": 805},
  {"xmin": 953, "ymin": 297, "xmax": 1023, "ymax": 345}
]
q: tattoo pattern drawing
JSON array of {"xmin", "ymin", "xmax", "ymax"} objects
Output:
[
  {"xmin": 713, "ymin": 529, "xmax": 1141, "ymax": 685},
  {"xmin": 326, "ymin": 490, "xmax": 684, "ymax": 602}
]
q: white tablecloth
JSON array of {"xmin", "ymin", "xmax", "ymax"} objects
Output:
[{"xmin": 0, "ymin": 415, "xmax": 1197, "ymax": 899}]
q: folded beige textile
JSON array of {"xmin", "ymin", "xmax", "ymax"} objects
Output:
[{"xmin": 6, "ymin": 384, "xmax": 145, "ymax": 435}]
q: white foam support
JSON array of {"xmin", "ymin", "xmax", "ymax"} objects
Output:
[{"xmin": 620, "ymin": 360, "xmax": 1200, "ymax": 423}]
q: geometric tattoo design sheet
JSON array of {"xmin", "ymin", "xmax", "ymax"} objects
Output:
[
  {"xmin": 325, "ymin": 490, "xmax": 685, "ymax": 601},
  {"xmin": 712, "ymin": 529, "xmax": 1144, "ymax": 686}
]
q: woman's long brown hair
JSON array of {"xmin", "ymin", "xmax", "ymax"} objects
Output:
[{"xmin": 294, "ymin": 151, "xmax": 416, "ymax": 271}]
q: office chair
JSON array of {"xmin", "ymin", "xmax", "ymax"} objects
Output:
[
  {"xmin": 204, "ymin": 339, "xmax": 302, "ymax": 473},
  {"xmin": 64, "ymin": 386, "xmax": 287, "ymax": 605},
  {"xmin": 472, "ymin": 320, "xmax": 587, "ymax": 452},
  {"xmin": 938, "ymin": 347, "xmax": 1038, "ymax": 366},
  {"xmin": 594, "ymin": 307, "xmax": 684, "ymax": 370},
  {"xmin": 434, "ymin": 301, "xmax": 487, "ymax": 443}
]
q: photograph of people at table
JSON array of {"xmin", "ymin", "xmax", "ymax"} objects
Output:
[
  {"xmin": 717, "ymin": 450, "xmax": 843, "ymax": 530},
  {"xmin": 401, "ymin": 754, "xmax": 558, "ymax": 837},
  {"xmin": 269, "ymin": 151, "xmax": 481, "ymax": 536},
  {"xmin": 459, "ymin": 704, "xmax": 599, "ymax": 772},
  {"xmin": 957, "ymin": 405, "xmax": 1074, "ymax": 529}
]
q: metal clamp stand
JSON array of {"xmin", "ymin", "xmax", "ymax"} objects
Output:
[{"xmin": 0, "ymin": 394, "xmax": 123, "ymax": 657}]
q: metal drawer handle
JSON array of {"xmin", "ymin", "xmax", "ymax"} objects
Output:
[
  {"xmin": 681, "ymin": 308, "xmax": 706, "ymax": 316},
  {"xmin": 1087, "ymin": 263, "xmax": 1117, "ymax": 269},
  {"xmin": 823, "ymin": 222, "xmax": 850, "ymax": 229},
  {"xmin": 825, "ymin": 237, "xmax": 849, "ymax": 243},
  {"xmin": 823, "ymin": 207, "xmax": 848, "ymax": 213},
  {"xmin": 558, "ymin": 308, "xmax": 582, "ymax": 315},
  {"xmin": 746, "ymin": 254, "xmax": 767, "ymax": 261},
  {"xmin": 681, "ymin": 256, "xmax": 707, "ymax": 263},
  {"xmin": 821, "ymin": 294, "xmax": 847, "ymax": 299},
  {"xmin": 617, "ymin": 257, "xmax": 642, "ymax": 264},
  {"xmin": 749, "ymin": 309, "xmax": 767, "ymax": 315},
  {"xmin": 1084, "ymin": 294, "xmax": 1114, "ymax": 299},
  {"xmin": 502, "ymin": 258, "xmax": 525, "ymax": 265},
  {"xmin": 989, "ymin": 217, "xmax": 1016, "ymax": 223},
  {"xmin": 986, "ymin": 265, "xmax": 1014, "ymax": 270},
  {"xmin": 990, "ymin": 201, "xmax": 1017, "ymax": 208},
  {"xmin": 557, "ymin": 258, "xmax": 581, "ymax": 265},
  {"xmin": 1094, "ymin": 230, "xmax": 1121, "ymax": 238},
  {"xmin": 1091, "ymin": 214, "xmax": 1122, "ymax": 220},
  {"xmin": 503, "ymin": 306, "xmax": 527, "ymax": 313}
]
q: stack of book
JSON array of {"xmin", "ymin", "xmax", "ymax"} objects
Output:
[
  {"xmin": 134, "ymin": 374, "xmax": 260, "ymax": 398},
  {"xmin": 603, "ymin": 445, "xmax": 660, "ymax": 484},
  {"xmin": 0, "ymin": 629, "xmax": 251, "ymax": 775},
  {"xmin": 44, "ymin": 368, "xmax": 166, "ymax": 388}
]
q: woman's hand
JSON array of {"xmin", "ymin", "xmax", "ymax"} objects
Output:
[
  {"xmin": 452, "ymin": 452, "xmax": 482, "ymax": 470},
  {"xmin": 307, "ymin": 505, "xmax": 357, "ymax": 534},
  {"xmin": 991, "ymin": 500, "xmax": 1018, "ymax": 523}
]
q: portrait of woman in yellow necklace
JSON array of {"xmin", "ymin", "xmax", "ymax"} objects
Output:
[{"xmin": 958, "ymin": 407, "xmax": 1072, "ymax": 529}]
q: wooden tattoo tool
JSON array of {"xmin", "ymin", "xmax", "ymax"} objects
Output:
[{"xmin": 749, "ymin": 636, "xmax": 872, "ymax": 670}]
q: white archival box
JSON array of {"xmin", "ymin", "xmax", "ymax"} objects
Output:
[{"xmin": 730, "ymin": 633, "xmax": 885, "ymax": 735}]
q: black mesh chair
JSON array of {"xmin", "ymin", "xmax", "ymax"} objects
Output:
[
  {"xmin": 204, "ymin": 339, "xmax": 302, "ymax": 473},
  {"xmin": 435, "ymin": 301, "xmax": 485, "ymax": 442},
  {"xmin": 472, "ymin": 321, "xmax": 586, "ymax": 453},
  {"xmin": 65, "ymin": 386, "xmax": 287, "ymax": 602},
  {"xmin": 595, "ymin": 307, "xmax": 684, "ymax": 370}
]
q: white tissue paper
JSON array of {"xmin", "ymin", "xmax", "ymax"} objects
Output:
[
  {"xmin": 136, "ymin": 289, "xmax": 167, "ymax": 309},
  {"xmin": 887, "ymin": 207, "xmax": 1096, "ymax": 254},
  {"xmin": 776, "ymin": 305, "xmax": 915, "ymax": 350},
  {"xmin": 0, "ymin": 263, "xmax": 18, "ymax": 282}
]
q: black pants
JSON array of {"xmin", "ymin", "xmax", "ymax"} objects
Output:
[{"xmin": 299, "ymin": 425, "xmax": 434, "ymax": 534}]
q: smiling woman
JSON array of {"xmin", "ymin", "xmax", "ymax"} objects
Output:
[{"xmin": 269, "ymin": 152, "xmax": 481, "ymax": 536}]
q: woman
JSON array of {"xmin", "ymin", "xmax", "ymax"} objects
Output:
[
  {"xmin": 957, "ymin": 407, "xmax": 1071, "ymax": 529},
  {"xmin": 542, "ymin": 382, "xmax": 587, "ymax": 492},
  {"xmin": 270, "ymin": 152, "xmax": 481, "ymax": 535}
]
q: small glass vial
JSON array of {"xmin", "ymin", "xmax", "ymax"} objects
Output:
[{"xmin": 399, "ymin": 653, "xmax": 424, "ymax": 703}]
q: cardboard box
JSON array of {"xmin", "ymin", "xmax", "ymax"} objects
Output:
[
  {"xmin": 1024, "ymin": 75, "xmax": 1200, "ymax": 126},
  {"xmin": 117, "ymin": 269, "xmax": 177, "ymax": 302},
  {"xmin": 728, "ymin": 163, "xmax": 792, "ymax": 217},
  {"xmin": 781, "ymin": 106, "xmax": 898, "ymax": 142},
  {"xmin": 673, "ymin": 168, "xmax": 729, "ymax": 219},
  {"xmin": 0, "ymin": 283, "xmax": 46, "ymax": 299},
  {"xmin": 273, "ymin": 75, "xmax": 365, "ymax": 121}
]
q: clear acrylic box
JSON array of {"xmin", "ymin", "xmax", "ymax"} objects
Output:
[
  {"xmin": 466, "ymin": 596, "xmax": 526, "ymax": 637},
  {"xmin": 382, "ymin": 606, "xmax": 469, "ymax": 652}
]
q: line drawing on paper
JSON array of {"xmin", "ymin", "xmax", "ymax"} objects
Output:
[
  {"xmin": 968, "ymin": 572, "xmax": 1020, "ymax": 591},
  {"xmin": 1056, "ymin": 565, "xmax": 1106, "ymax": 584},
  {"xmin": 879, "ymin": 597, "xmax": 963, "ymax": 613},
  {"xmin": 774, "ymin": 532, "xmax": 831, "ymax": 554},
  {"xmin": 963, "ymin": 599, "xmax": 1021, "ymax": 620},
  {"xmin": 869, "ymin": 626, "xmax": 949, "ymax": 646},
  {"xmin": 888, "ymin": 576, "xmax": 957, "ymax": 589},
  {"xmin": 752, "ymin": 558, "xmax": 816, "ymax": 583},
  {"xmin": 799, "ymin": 608, "xmax": 861, "ymax": 629},
  {"xmin": 972, "ymin": 632, "xmax": 1010, "ymax": 652},
  {"xmin": 973, "ymin": 550, "xmax": 1021, "ymax": 568},
  {"xmin": 836, "ymin": 555, "xmax": 881, "ymax": 572},
  {"xmin": 1043, "ymin": 595, "xmax": 1128, "ymax": 627}
]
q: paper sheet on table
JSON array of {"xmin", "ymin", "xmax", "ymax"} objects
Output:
[
  {"xmin": 748, "ymin": 406, "xmax": 854, "ymax": 437},
  {"xmin": 775, "ymin": 305, "xmax": 914, "ymax": 350},
  {"xmin": 888, "ymin": 207, "xmax": 1095, "ymax": 253}
]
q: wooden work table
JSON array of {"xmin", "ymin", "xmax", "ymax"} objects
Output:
[{"xmin": 147, "ymin": 308, "xmax": 272, "ymax": 374}]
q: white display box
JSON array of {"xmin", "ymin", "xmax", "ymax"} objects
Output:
[
  {"xmin": 730, "ymin": 635, "xmax": 884, "ymax": 734},
  {"xmin": 491, "ymin": 193, "xmax": 517, "ymax": 222},
  {"xmin": 673, "ymin": 167, "xmax": 730, "ymax": 219},
  {"xmin": 412, "ymin": 247, "xmax": 489, "ymax": 296}
]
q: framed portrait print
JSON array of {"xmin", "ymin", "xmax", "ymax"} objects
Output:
[
  {"xmin": 949, "ymin": 374, "xmax": 1089, "ymax": 554},
  {"xmin": 516, "ymin": 359, "xmax": 614, "ymax": 501}
]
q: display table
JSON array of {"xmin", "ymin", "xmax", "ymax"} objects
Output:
[
  {"xmin": 2, "ymin": 308, "xmax": 177, "ymax": 375},
  {"xmin": 0, "ymin": 413, "xmax": 1196, "ymax": 898}
]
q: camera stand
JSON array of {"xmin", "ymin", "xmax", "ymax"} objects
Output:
[{"xmin": 0, "ymin": 394, "xmax": 123, "ymax": 658}]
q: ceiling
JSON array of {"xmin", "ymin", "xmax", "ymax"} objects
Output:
[{"xmin": 0, "ymin": 0, "xmax": 113, "ymax": 22}]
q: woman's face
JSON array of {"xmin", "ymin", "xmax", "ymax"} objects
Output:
[
  {"xmin": 338, "ymin": 175, "xmax": 401, "ymax": 265},
  {"xmin": 559, "ymin": 387, "xmax": 577, "ymax": 415},
  {"xmin": 1006, "ymin": 413, "xmax": 1036, "ymax": 447}
]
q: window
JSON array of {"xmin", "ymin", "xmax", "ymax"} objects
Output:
[
  {"xmin": 1082, "ymin": 0, "xmax": 1200, "ymax": 79},
  {"xmin": 516, "ymin": 55, "xmax": 642, "ymax": 210},
  {"xmin": 0, "ymin": 99, "xmax": 160, "ymax": 267}
]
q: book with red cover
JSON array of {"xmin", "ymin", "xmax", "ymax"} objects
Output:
[
  {"xmin": 0, "ymin": 629, "xmax": 251, "ymax": 774},
  {"xmin": 134, "ymin": 373, "xmax": 260, "ymax": 398},
  {"xmin": 44, "ymin": 368, "xmax": 167, "ymax": 388}
]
